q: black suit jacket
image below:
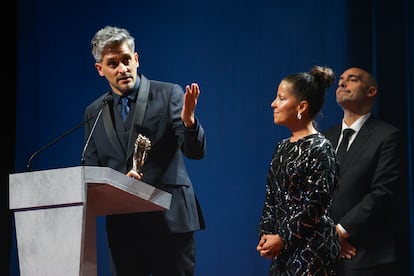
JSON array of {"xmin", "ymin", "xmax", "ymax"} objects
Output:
[
  {"xmin": 323, "ymin": 115, "xmax": 402, "ymax": 269},
  {"xmin": 83, "ymin": 74, "xmax": 206, "ymax": 238}
]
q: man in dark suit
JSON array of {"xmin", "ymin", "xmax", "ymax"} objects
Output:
[
  {"xmin": 83, "ymin": 26, "xmax": 206, "ymax": 276},
  {"xmin": 323, "ymin": 67, "xmax": 404, "ymax": 276}
]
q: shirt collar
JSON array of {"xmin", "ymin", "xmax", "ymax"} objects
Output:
[{"xmin": 341, "ymin": 113, "xmax": 371, "ymax": 134}]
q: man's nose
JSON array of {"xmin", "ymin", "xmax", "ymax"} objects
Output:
[{"xmin": 118, "ymin": 63, "xmax": 128, "ymax": 73}]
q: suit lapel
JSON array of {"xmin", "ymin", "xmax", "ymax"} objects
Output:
[
  {"xmin": 340, "ymin": 117, "xmax": 375, "ymax": 170},
  {"xmin": 102, "ymin": 97, "xmax": 126, "ymax": 155},
  {"xmin": 127, "ymin": 75, "xmax": 150, "ymax": 160},
  {"xmin": 331, "ymin": 127, "xmax": 342, "ymax": 148}
]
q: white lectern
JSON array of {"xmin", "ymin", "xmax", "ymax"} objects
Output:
[{"xmin": 9, "ymin": 166, "xmax": 172, "ymax": 276}]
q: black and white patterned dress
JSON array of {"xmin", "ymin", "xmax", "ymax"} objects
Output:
[{"xmin": 259, "ymin": 133, "xmax": 341, "ymax": 275}]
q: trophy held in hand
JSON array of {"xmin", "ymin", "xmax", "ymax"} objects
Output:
[{"xmin": 133, "ymin": 134, "xmax": 151, "ymax": 173}]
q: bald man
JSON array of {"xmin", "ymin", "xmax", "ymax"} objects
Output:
[{"xmin": 323, "ymin": 67, "xmax": 404, "ymax": 276}]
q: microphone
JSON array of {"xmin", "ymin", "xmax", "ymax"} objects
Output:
[
  {"xmin": 81, "ymin": 94, "xmax": 114, "ymax": 165},
  {"xmin": 26, "ymin": 94, "xmax": 113, "ymax": 171}
]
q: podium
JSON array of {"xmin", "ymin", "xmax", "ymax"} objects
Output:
[{"xmin": 9, "ymin": 166, "xmax": 172, "ymax": 276}]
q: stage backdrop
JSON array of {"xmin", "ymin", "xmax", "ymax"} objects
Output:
[{"xmin": 12, "ymin": 0, "xmax": 412, "ymax": 275}]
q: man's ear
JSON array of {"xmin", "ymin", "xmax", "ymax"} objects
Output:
[
  {"xmin": 95, "ymin": 63, "xmax": 105, "ymax": 77},
  {"xmin": 367, "ymin": 86, "xmax": 378, "ymax": 98}
]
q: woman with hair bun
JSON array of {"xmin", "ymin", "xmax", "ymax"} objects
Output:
[{"xmin": 257, "ymin": 66, "xmax": 340, "ymax": 275}]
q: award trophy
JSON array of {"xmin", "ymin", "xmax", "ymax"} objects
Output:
[{"xmin": 133, "ymin": 134, "xmax": 151, "ymax": 173}]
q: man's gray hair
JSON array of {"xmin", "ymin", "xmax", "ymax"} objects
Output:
[{"xmin": 91, "ymin": 26, "xmax": 135, "ymax": 62}]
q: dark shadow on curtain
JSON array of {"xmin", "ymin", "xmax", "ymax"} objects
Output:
[
  {"xmin": 0, "ymin": 49, "xmax": 16, "ymax": 275},
  {"xmin": 3, "ymin": 27, "xmax": 17, "ymax": 276},
  {"xmin": 4, "ymin": 2, "xmax": 17, "ymax": 275},
  {"xmin": 347, "ymin": 0, "xmax": 412, "ymax": 274},
  {"xmin": 402, "ymin": 0, "xmax": 414, "ymax": 274},
  {"xmin": 2, "ymin": 128, "xmax": 15, "ymax": 276},
  {"xmin": 374, "ymin": 0, "xmax": 412, "ymax": 274},
  {"xmin": 346, "ymin": 0, "xmax": 373, "ymax": 71}
]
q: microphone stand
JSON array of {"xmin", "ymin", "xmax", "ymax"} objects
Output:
[
  {"xmin": 26, "ymin": 116, "xmax": 96, "ymax": 172},
  {"xmin": 81, "ymin": 95, "xmax": 113, "ymax": 165},
  {"xmin": 26, "ymin": 94, "xmax": 113, "ymax": 172},
  {"xmin": 80, "ymin": 106, "xmax": 105, "ymax": 165}
]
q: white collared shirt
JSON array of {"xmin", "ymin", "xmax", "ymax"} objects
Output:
[{"xmin": 337, "ymin": 113, "xmax": 371, "ymax": 152}]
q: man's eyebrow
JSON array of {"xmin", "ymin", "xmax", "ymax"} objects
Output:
[{"xmin": 339, "ymin": 74, "xmax": 361, "ymax": 80}]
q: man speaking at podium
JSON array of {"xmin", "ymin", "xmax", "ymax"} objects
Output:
[{"xmin": 82, "ymin": 25, "xmax": 207, "ymax": 276}]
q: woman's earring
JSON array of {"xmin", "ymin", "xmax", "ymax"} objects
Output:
[{"xmin": 297, "ymin": 112, "xmax": 302, "ymax": 120}]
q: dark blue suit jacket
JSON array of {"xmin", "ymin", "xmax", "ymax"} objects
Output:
[
  {"xmin": 323, "ymin": 115, "xmax": 403, "ymax": 269},
  {"xmin": 83, "ymin": 74, "xmax": 206, "ymax": 238}
]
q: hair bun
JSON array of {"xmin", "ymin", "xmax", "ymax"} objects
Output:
[{"xmin": 310, "ymin": 65, "xmax": 335, "ymax": 89}]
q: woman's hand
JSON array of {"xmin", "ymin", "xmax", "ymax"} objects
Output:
[{"xmin": 256, "ymin": 234, "xmax": 284, "ymax": 259}]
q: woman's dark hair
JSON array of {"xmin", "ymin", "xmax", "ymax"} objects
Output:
[{"xmin": 283, "ymin": 65, "xmax": 335, "ymax": 119}]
